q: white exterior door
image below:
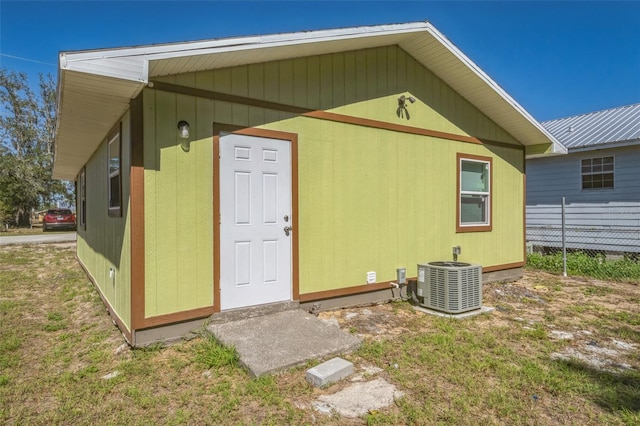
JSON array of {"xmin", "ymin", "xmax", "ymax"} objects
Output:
[{"xmin": 219, "ymin": 133, "xmax": 292, "ymax": 310}]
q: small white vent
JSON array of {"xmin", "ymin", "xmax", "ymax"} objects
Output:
[{"xmin": 417, "ymin": 262, "xmax": 482, "ymax": 314}]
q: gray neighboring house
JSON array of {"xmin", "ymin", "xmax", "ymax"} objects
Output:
[{"xmin": 526, "ymin": 103, "xmax": 640, "ymax": 254}]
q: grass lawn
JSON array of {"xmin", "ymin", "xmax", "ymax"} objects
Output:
[
  {"xmin": 0, "ymin": 227, "xmax": 46, "ymax": 237},
  {"xmin": 1, "ymin": 243, "xmax": 639, "ymax": 425}
]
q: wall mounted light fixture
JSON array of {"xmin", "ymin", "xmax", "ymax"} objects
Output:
[
  {"xmin": 178, "ymin": 120, "xmax": 190, "ymax": 138},
  {"xmin": 178, "ymin": 120, "xmax": 190, "ymax": 152},
  {"xmin": 397, "ymin": 95, "xmax": 416, "ymax": 120}
]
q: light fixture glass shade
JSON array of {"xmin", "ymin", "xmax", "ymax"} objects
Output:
[{"xmin": 177, "ymin": 120, "xmax": 190, "ymax": 139}]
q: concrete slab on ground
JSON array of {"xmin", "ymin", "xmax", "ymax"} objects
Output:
[
  {"xmin": 313, "ymin": 377, "xmax": 404, "ymax": 418},
  {"xmin": 413, "ymin": 305, "xmax": 495, "ymax": 319},
  {"xmin": 208, "ymin": 309, "xmax": 361, "ymax": 377}
]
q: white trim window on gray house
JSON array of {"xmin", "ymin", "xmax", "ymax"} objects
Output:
[
  {"xmin": 580, "ymin": 156, "xmax": 614, "ymax": 190},
  {"xmin": 526, "ymin": 103, "xmax": 640, "ymax": 254}
]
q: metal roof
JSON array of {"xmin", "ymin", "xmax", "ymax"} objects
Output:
[
  {"xmin": 54, "ymin": 21, "xmax": 565, "ymax": 180},
  {"xmin": 542, "ymin": 103, "xmax": 640, "ymax": 152}
]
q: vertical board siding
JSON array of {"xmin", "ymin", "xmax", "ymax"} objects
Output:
[
  {"xmin": 176, "ymin": 73, "xmax": 199, "ymax": 309},
  {"xmin": 146, "ymin": 45, "xmax": 525, "ymax": 306},
  {"xmin": 143, "ymin": 84, "xmax": 214, "ymax": 318},
  {"xmin": 154, "ymin": 88, "xmax": 178, "ymax": 312},
  {"xmin": 289, "ymin": 58, "xmax": 302, "ymax": 105},
  {"xmin": 194, "ymin": 72, "xmax": 216, "ymax": 307},
  {"xmin": 155, "ymin": 46, "xmax": 518, "ymax": 144},
  {"xmin": 264, "ymin": 118, "xmax": 524, "ymax": 292},
  {"xmin": 77, "ymin": 112, "xmax": 132, "ymax": 329},
  {"xmin": 143, "ymin": 89, "xmax": 158, "ymax": 312}
]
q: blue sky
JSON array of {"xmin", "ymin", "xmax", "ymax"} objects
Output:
[{"xmin": 1, "ymin": 1, "xmax": 638, "ymax": 121}]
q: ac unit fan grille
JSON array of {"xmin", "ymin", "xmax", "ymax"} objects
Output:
[{"xmin": 418, "ymin": 262, "xmax": 482, "ymax": 314}]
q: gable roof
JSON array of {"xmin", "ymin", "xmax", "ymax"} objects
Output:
[
  {"xmin": 53, "ymin": 21, "xmax": 565, "ymax": 180},
  {"xmin": 541, "ymin": 103, "xmax": 640, "ymax": 152}
]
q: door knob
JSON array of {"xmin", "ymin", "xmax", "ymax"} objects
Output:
[{"xmin": 284, "ymin": 226, "xmax": 292, "ymax": 236}]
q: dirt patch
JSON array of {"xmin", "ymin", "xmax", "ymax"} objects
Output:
[
  {"xmin": 4, "ymin": 245, "xmax": 639, "ymax": 424},
  {"xmin": 318, "ymin": 304, "xmax": 421, "ymax": 341},
  {"xmin": 487, "ymin": 273, "xmax": 639, "ymax": 372},
  {"xmin": 319, "ymin": 271, "xmax": 640, "ymax": 375}
]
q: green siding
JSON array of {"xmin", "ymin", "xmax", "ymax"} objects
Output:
[
  {"xmin": 155, "ymin": 46, "xmax": 520, "ymax": 144},
  {"xmin": 264, "ymin": 118, "xmax": 524, "ymax": 292},
  {"xmin": 146, "ymin": 45, "xmax": 525, "ymax": 306},
  {"xmin": 143, "ymin": 87, "xmax": 214, "ymax": 318},
  {"xmin": 77, "ymin": 112, "xmax": 132, "ymax": 330},
  {"xmin": 526, "ymin": 143, "xmax": 555, "ymax": 156}
]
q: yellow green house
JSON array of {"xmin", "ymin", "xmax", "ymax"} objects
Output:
[{"xmin": 53, "ymin": 22, "xmax": 565, "ymax": 346}]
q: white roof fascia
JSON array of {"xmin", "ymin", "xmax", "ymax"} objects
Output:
[
  {"xmin": 55, "ymin": 21, "xmax": 566, "ymax": 179},
  {"xmin": 58, "ymin": 37, "xmax": 262, "ymax": 83},
  {"xmin": 548, "ymin": 139, "xmax": 568, "ymax": 155},
  {"xmin": 58, "ymin": 22, "xmax": 428, "ymax": 82},
  {"xmin": 260, "ymin": 22, "xmax": 429, "ymax": 42},
  {"xmin": 143, "ymin": 31, "xmax": 421, "ymax": 68},
  {"xmin": 151, "ymin": 29, "xmax": 420, "ymax": 58},
  {"xmin": 59, "ymin": 36, "xmax": 262, "ymax": 61},
  {"xmin": 422, "ymin": 23, "xmax": 566, "ymax": 155},
  {"xmin": 60, "ymin": 52, "xmax": 147, "ymax": 83}
]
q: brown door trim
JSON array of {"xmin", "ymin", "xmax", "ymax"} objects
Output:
[{"xmin": 213, "ymin": 125, "xmax": 300, "ymax": 312}]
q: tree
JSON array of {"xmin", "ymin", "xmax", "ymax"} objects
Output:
[{"xmin": 0, "ymin": 67, "xmax": 73, "ymax": 227}]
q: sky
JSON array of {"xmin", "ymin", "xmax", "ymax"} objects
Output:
[{"xmin": 0, "ymin": 0, "xmax": 639, "ymax": 122}]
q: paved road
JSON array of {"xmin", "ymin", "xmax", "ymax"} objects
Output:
[{"xmin": 0, "ymin": 232, "xmax": 77, "ymax": 246}]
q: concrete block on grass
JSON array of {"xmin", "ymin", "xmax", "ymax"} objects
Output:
[{"xmin": 306, "ymin": 357, "xmax": 354, "ymax": 387}]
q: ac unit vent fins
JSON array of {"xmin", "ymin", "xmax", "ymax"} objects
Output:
[{"xmin": 417, "ymin": 262, "xmax": 482, "ymax": 314}]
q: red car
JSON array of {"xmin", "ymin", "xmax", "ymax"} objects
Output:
[{"xmin": 43, "ymin": 208, "xmax": 76, "ymax": 232}]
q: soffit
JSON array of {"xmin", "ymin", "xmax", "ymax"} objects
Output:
[
  {"xmin": 54, "ymin": 71, "xmax": 143, "ymax": 179},
  {"xmin": 54, "ymin": 22, "xmax": 564, "ymax": 180}
]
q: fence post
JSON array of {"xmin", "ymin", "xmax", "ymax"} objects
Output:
[{"xmin": 561, "ymin": 197, "xmax": 567, "ymax": 277}]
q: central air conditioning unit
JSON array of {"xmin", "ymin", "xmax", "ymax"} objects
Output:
[{"xmin": 417, "ymin": 262, "xmax": 482, "ymax": 314}]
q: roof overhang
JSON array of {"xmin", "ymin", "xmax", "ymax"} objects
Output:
[
  {"xmin": 567, "ymin": 138, "xmax": 640, "ymax": 153},
  {"xmin": 53, "ymin": 21, "xmax": 565, "ymax": 180}
]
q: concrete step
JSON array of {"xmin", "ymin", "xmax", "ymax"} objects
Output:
[
  {"xmin": 208, "ymin": 309, "xmax": 361, "ymax": 377},
  {"xmin": 207, "ymin": 300, "xmax": 301, "ymax": 325}
]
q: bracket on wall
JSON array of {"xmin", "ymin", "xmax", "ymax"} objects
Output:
[{"xmin": 397, "ymin": 95, "xmax": 415, "ymax": 120}]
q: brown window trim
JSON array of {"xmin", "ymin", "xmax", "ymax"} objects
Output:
[
  {"xmin": 456, "ymin": 153, "xmax": 492, "ymax": 233},
  {"xmin": 108, "ymin": 122, "xmax": 122, "ymax": 218}
]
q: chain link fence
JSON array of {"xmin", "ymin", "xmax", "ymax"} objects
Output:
[{"xmin": 526, "ymin": 198, "xmax": 640, "ymax": 282}]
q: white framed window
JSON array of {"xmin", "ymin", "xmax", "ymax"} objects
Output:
[
  {"xmin": 457, "ymin": 153, "xmax": 492, "ymax": 232},
  {"xmin": 108, "ymin": 123, "xmax": 122, "ymax": 217},
  {"xmin": 581, "ymin": 156, "xmax": 614, "ymax": 190}
]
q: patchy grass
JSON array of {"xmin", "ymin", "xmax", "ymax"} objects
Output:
[
  {"xmin": 194, "ymin": 335, "xmax": 239, "ymax": 370},
  {"xmin": 1, "ymin": 244, "xmax": 639, "ymax": 425},
  {"xmin": 352, "ymin": 316, "xmax": 638, "ymax": 424},
  {"xmin": 317, "ymin": 273, "xmax": 640, "ymax": 425},
  {"xmin": 0, "ymin": 244, "xmax": 309, "ymax": 425},
  {"xmin": 527, "ymin": 251, "xmax": 640, "ymax": 283}
]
